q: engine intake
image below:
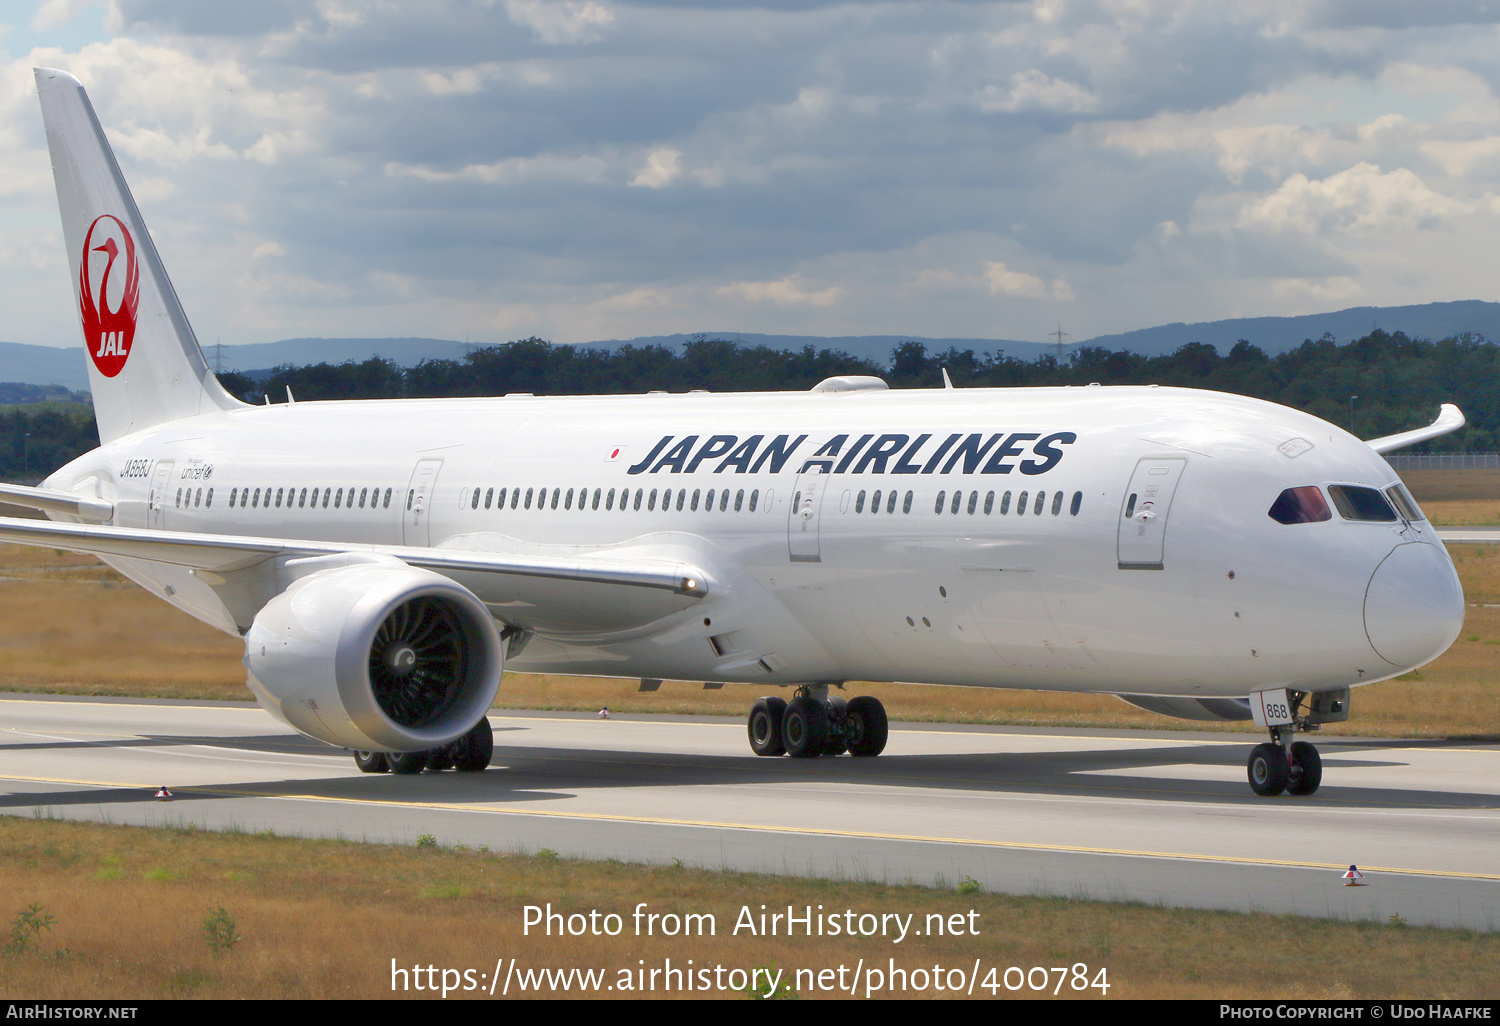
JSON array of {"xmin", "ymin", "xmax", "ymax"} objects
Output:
[{"xmin": 245, "ymin": 561, "xmax": 501, "ymax": 751}]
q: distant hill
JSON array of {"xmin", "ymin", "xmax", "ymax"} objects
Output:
[
  {"xmin": 8, "ymin": 300, "xmax": 1500, "ymax": 391},
  {"xmin": 1085, "ymin": 300, "xmax": 1500, "ymax": 356}
]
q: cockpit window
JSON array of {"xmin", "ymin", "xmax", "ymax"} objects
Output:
[
  {"xmin": 1385, "ymin": 483, "xmax": 1425, "ymax": 523},
  {"xmin": 1269, "ymin": 486, "xmax": 1332, "ymax": 525},
  {"xmin": 1327, "ymin": 485, "xmax": 1398, "ymax": 522}
]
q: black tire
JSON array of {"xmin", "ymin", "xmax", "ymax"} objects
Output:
[
  {"xmin": 353, "ymin": 751, "xmax": 389, "ymax": 773},
  {"xmin": 452, "ymin": 718, "xmax": 494, "ymax": 772},
  {"xmin": 845, "ymin": 695, "xmax": 889, "ymax": 757},
  {"xmin": 783, "ymin": 697, "xmax": 829, "ymax": 759},
  {"xmin": 1247, "ymin": 743, "xmax": 1289, "ymax": 796},
  {"xmin": 748, "ymin": 697, "xmax": 787, "ymax": 757},
  {"xmin": 1287, "ymin": 741, "xmax": 1322, "ymax": 796},
  {"xmin": 427, "ymin": 749, "xmax": 455, "ymax": 771},
  {"xmin": 388, "ymin": 750, "xmax": 429, "ymax": 775},
  {"xmin": 823, "ymin": 697, "xmax": 849, "ymax": 756}
]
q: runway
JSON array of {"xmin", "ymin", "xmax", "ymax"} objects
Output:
[{"xmin": 2, "ymin": 694, "xmax": 1498, "ymax": 931}]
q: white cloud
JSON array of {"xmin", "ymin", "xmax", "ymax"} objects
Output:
[
  {"xmin": 31, "ymin": 0, "xmax": 99, "ymax": 32},
  {"xmin": 1238, "ymin": 163, "xmax": 1470, "ymax": 235},
  {"xmin": 629, "ymin": 149, "xmax": 681, "ymax": 189},
  {"xmin": 974, "ymin": 70, "xmax": 1098, "ymax": 114},
  {"xmin": 504, "ymin": 0, "xmax": 614, "ymax": 45},
  {"xmin": 718, "ymin": 277, "xmax": 843, "ymax": 307}
]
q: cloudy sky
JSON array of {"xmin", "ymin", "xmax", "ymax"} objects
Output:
[{"xmin": 2, "ymin": 1, "xmax": 1500, "ymax": 351}]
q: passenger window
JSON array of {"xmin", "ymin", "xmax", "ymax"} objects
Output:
[
  {"xmin": 550, "ymin": 487, "xmax": 560, "ymax": 510},
  {"xmin": 934, "ymin": 491, "xmax": 945, "ymax": 514},
  {"xmin": 1268, "ymin": 486, "xmax": 1332, "ymax": 525},
  {"xmin": 903, "ymin": 490, "xmax": 913, "ymax": 514},
  {"xmin": 195, "ymin": 488, "xmax": 202, "ymax": 507},
  {"xmin": 1327, "ymin": 485, "xmax": 1395, "ymax": 522},
  {"xmin": 383, "ymin": 487, "xmax": 392, "ymax": 509},
  {"xmin": 750, "ymin": 489, "xmax": 759, "ymax": 513},
  {"xmin": 565, "ymin": 487, "xmax": 575, "ymax": 511},
  {"xmin": 855, "ymin": 490, "xmax": 866, "ymax": 514},
  {"xmin": 484, "ymin": 487, "xmax": 493, "ymax": 509},
  {"xmin": 276, "ymin": 487, "xmax": 284, "ymax": 508},
  {"xmin": 676, "ymin": 489, "xmax": 686, "ymax": 512},
  {"xmin": 229, "ymin": 487, "xmax": 238, "ymax": 507},
  {"xmin": 1000, "ymin": 490, "xmax": 1011, "ymax": 515},
  {"xmin": 1018, "ymin": 491, "xmax": 1029, "ymax": 514},
  {"xmin": 1123, "ymin": 492, "xmax": 1135, "ymax": 519},
  {"xmin": 322, "ymin": 489, "xmax": 330, "ymax": 509},
  {"xmin": 692, "ymin": 489, "xmax": 701, "ymax": 511},
  {"xmin": 984, "ymin": 491, "xmax": 994, "ymax": 515},
  {"xmin": 524, "ymin": 487, "xmax": 534, "ymax": 510},
  {"xmin": 951, "ymin": 491, "xmax": 962, "ymax": 515},
  {"xmin": 870, "ymin": 489, "xmax": 881, "ymax": 513},
  {"xmin": 358, "ymin": 487, "xmax": 367, "ymax": 509},
  {"xmin": 205, "ymin": 487, "xmax": 213, "ymax": 508},
  {"xmin": 887, "ymin": 490, "xmax": 898, "ymax": 514},
  {"xmin": 1034, "ymin": 491, "xmax": 1045, "ymax": 515},
  {"xmin": 1070, "ymin": 491, "xmax": 1082, "ymax": 516},
  {"xmin": 175, "ymin": 487, "xmax": 182, "ymax": 507},
  {"xmin": 647, "ymin": 488, "xmax": 657, "ymax": 512},
  {"xmin": 593, "ymin": 488, "xmax": 602, "ymax": 511},
  {"xmin": 967, "ymin": 492, "xmax": 978, "ymax": 515},
  {"xmin": 735, "ymin": 489, "xmax": 744, "ymax": 512},
  {"xmin": 633, "ymin": 488, "xmax": 643, "ymax": 511},
  {"xmin": 706, "ymin": 488, "xmax": 716, "ymax": 511},
  {"xmin": 605, "ymin": 487, "xmax": 615, "ymax": 511},
  {"xmin": 1051, "ymin": 492, "xmax": 1063, "ymax": 516},
  {"xmin": 720, "ymin": 489, "xmax": 730, "ymax": 512}
]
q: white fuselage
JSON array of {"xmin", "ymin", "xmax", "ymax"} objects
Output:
[{"xmin": 46, "ymin": 383, "xmax": 1464, "ymax": 700}]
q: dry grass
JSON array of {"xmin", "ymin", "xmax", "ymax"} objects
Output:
[
  {"xmin": 0, "ymin": 816, "xmax": 1493, "ymax": 1000},
  {"xmin": 0, "ymin": 525, "xmax": 1496, "ymax": 739}
]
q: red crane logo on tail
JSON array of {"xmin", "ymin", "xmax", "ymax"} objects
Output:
[{"xmin": 79, "ymin": 215, "xmax": 140, "ymax": 378}]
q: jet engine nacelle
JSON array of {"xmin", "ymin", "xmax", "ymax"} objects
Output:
[{"xmin": 244, "ymin": 561, "xmax": 502, "ymax": 751}]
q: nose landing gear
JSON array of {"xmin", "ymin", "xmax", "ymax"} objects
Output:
[
  {"xmin": 746, "ymin": 685, "xmax": 888, "ymax": 758},
  {"xmin": 1245, "ymin": 688, "xmax": 1343, "ymax": 797}
]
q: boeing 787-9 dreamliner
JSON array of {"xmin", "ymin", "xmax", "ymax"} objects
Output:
[{"xmin": 0, "ymin": 69, "xmax": 1468, "ymax": 797}]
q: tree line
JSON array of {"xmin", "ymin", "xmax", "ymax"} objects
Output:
[{"xmin": 2, "ymin": 328, "xmax": 1497, "ymax": 482}]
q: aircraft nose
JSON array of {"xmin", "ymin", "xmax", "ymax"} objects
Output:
[{"xmin": 1364, "ymin": 542, "xmax": 1465, "ymax": 669}]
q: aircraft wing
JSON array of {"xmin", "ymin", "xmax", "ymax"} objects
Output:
[
  {"xmin": 0, "ymin": 515, "xmax": 708, "ymax": 597},
  {"xmin": 1366, "ymin": 403, "xmax": 1465, "ymax": 454},
  {"xmin": 0, "ymin": 482, "xmax": 113, "ymax": 522}
]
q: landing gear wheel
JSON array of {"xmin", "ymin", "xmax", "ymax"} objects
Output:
[
  {"xmin": 353, "ymin": 751, "xmax": 389, "ymax": 773},
  {"xmin": 452, "ymin": 718, "xmax": 494, "ymax": 772},
  {"xmin": 823, "ymin": 697, "xmax": 849, "ymax": 756},
  {"xmin": 427, "ymin": 749, "xmax": 455, "ymax": 771},
  {"xmin": 845, "ymin": 696, "xmax": 889, "ymax": 757},
  {"xmin": 748, "ymin": 697, "xmax": 787, "ymax": 757},
  {"xmin": 1247, "ymin": 743, "xmax": 1289, "ymax": 796},
  {"xmin": 783, "ymin": 696, "xmax": 829, "ymax": 759},
  {"xmin": 387, "ymin": 750, "xmax": 429, "ymax": 775},
  {"xmin": 1287, "ymin": 741, "xmax": 1322, "ymax": 796}
]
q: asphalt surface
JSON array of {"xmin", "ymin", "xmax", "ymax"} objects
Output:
[{"xmin": 1, "ymin": 694, "xmax": 1497, "ymax": 930}]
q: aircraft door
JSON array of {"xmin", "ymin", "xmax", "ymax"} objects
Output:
[
  {"xmin": 1118, "ymin": 456, "xmax": 1187, "ymax": 569},
  {"xmin": 148, "ymin": 460, "xmax": 174, "ymax": 530},
  {"xmin": 403, "ymin": 458, "xmax": 444, "ymax": 546},
  {"xmin": 787, "ymin": 466, "xmax": 827, "ymax": 562}
]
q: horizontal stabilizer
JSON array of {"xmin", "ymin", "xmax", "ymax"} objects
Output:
[{"xmin": 1366, "ymin": 403, "xmax": 1465, "ymax": 454}]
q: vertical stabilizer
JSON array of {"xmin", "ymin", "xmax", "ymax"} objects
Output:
[{"xmin": 35, "ymin": 68, "xmax": 242, "ymax": 442}]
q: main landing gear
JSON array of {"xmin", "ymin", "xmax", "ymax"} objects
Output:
[
  {"xmin": 1244, "ymin": 688, "xmax": 1346, "ymax": 797},
  {"xmin": 747, "ymin": 685, "xmax": 888, "ymax": 758},
  {"xmin": 352, "ymin": 717, "xmax": 494, "ymax": 775}
]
